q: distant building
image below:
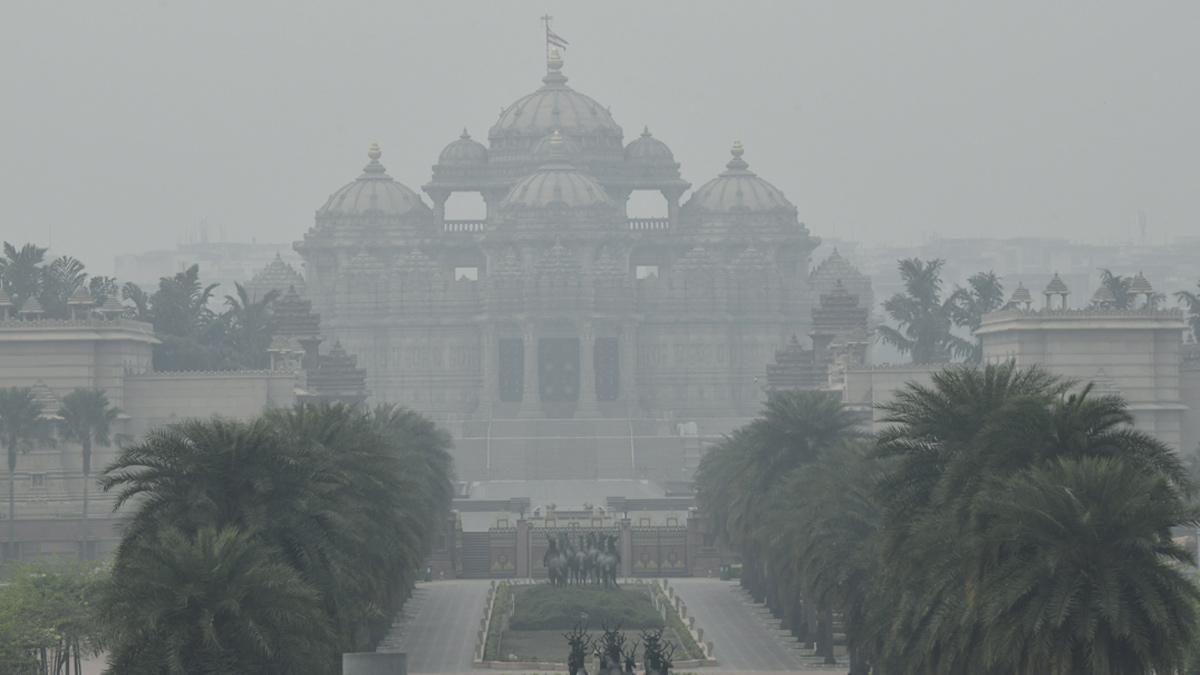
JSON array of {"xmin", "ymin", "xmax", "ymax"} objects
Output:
[
  {"xmin": 289, "ymin": 48, "xmax": 853, "ymax": 482},
  {"xmin": 0, "ymin": 290, "xmax": 366, "ymax": 560}
]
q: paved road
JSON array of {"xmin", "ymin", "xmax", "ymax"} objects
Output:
[
  {"xmin": 670, "ymin": 578, "xmax": 809, "ymax": 672},
  {"xmin": 379, "ymin": 580, "xmax": 491, "ymax": 673}
]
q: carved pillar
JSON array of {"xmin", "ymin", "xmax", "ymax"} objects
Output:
[
  {"xmin": 579, "ymin": 321, "xmax": 598, "ymax": 416},
  {"xmin": 427, "ymin": 189, "xmax": 449, "ymax": 225},
  {"xmin": 520, "ymin": 323, "xmax": 539, "ymax": 417},
  {"xmin": 663, "ymin": 188, "xmax": 684, "ymax": 228}
]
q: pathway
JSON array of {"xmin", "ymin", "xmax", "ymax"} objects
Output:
[
  {"xmin": 670, "ymin": 578, "xmax": 811, "ymax": 672},
  {"xmin": 379, "ymin": 579, "xmax": 490, "ymax": 673}
]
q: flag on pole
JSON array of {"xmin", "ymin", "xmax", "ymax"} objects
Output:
[{"xmin": 547, "ymin": 29, "xmax": 569, "ymax": 50}]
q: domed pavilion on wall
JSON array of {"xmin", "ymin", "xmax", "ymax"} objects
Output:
[{"xmin": 293, "ymin": 47, "xmax": 854, "ymax": 441}]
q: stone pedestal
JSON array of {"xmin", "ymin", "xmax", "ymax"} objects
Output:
[{"xmin": 342, "ymin": 652, "xmax": 407, "ymax": 675}]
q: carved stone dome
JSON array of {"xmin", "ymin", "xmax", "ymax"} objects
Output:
[
  {"xmin": 318, "ymin": 144, "xmax": 429, "ymax": 219},
  {"xmin": 438, "ymin": 129, "xmax": 488, "ymax": 165},
  {"xmin": 499, "ymin": 134, "xmax": 616, "ymax": 211},
  {"xmin": 489, "ymin": 51, "xmax": 623, "ymax": 153},
  {"xmin": 683, "ymin": 142, "xmax": 796, "ymax": 215},
  {"xmin": 624, "ymin": 127, "xmax": 675, "ymax": 165}
]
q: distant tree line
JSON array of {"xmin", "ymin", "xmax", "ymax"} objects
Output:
[
  {"xmin": 697, "ymin": 364, "xmax": 1200, "ymax": 675},
  {"xmin": 1, "ymin": 241, "xmax": 278, "ymax": 370}
]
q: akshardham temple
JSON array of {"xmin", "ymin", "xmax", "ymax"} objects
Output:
[{"xmin": 292, "ymin": 49, "xmax": 831, "ymax": 428}]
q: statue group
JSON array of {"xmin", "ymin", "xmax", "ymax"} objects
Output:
[
  {"xmin": 564, "ymin": 624, "xmax": 676, "ymax": 675},
  {"xmin": 544, "ymin": 532, "xmax": 621, "ymax": 588}
]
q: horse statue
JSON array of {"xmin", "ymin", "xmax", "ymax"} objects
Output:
[
  {"xmin": 586, "ymin": 532, "xmax": 603, "ymax": 585},
  {"xmin": 544, "ymin": 537, "xmax": 569, "ymax": 587},
  {"xmin": 574, "ymin": 534, "xmax": 591, "ymax": 586},
  {"xmin": 596, "ymin": 535, "xmax": 621, "ymax": 589}
]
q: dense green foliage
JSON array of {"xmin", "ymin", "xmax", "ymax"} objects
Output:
[
  {"xmin": 697, "ymin": 362, "xmax": 1200, "ymax": 675},
  {"xmin": 0, "ymin": 562, "xmax": 105, "ymax": 674},
  {"xmin": 0, "ymin": 240, "xmax": 280, "ymax": 371},
  {"xmin": 509, "ymin": 585, "xmax": 664, "ymax": 630},
  {"xmin": 98, "ymin": 402, "xmax": 455, "ymax": 674},
  {"xmin": 877, "ymin": 258, "xmax": 1005, "ymax": 364}
]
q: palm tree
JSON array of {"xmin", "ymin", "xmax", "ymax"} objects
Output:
[
  {"xmin": 58, "ymin": 389, "xmax": 120, "ymax": 559},
  {"xmin": 972, "ymin": 456, "xmax": 1199, "ymax": 675},
  {"xmin": 878, "ymin": 258, "xmax": 974, "ymax": 364},
  {"xmin": 873, "ymin": 363, "xmax": 1192, "ymax": 674},
  {"xmin": 950, "ymin": 270, "xmax": 1005, "ymax": 363},
  {"xmin": 771, "ymin": 441, "xmax": 885, "ymax": 674},
  {"xmin": 1176, "ymin": 280, "xmax": 1200, "ymax": 341},
  {"xmin": 1099, "ymin": 268, "xmax": 1134, "ymax": 309},
  {"xmin": 101, "ymin": 403, "xmax": 456, "ymax": 660},
  {"xmin": 39, "ymin": 255, "xmax": 88, "ymax": 318},
  {"xmin": 696, "ymin": 391, "xmax": 861, "ymax": 609},
  {"xmin": 0, "ymin": 242, "xmax": 48, "ymax": 310},
  {"xmin": 0, "ymin": 387, "xmax": 41, "ymax": 559},
  {"xmin": 101, "ymin": 525, "xmax": 333, "ymax": 674},
  {"xmin": 222, "ymin": 282, "xmax": 279, "ymax": 369}
]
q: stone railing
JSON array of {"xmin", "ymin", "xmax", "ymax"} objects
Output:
[
  {"xmin": 627, "ymin": 217, "xmax": 671, "ymax": 231},
  {"xmin": 444, "ymin": 220, "xmax": 487, "ymax": 233},
  {"xmin": 652, "ymin": 579, "xmax": 717, "ymax": 666},
  {"xmin": 983, "ymin": 306, "xmax": 1185, "ymax": 321},
  {"xmin": 0, "ymin": 317, "xmax": 154, "ymax": 331}
]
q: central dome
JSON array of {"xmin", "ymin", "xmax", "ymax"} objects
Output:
[{"xmin": 489, "ymin": 51, "xmax": 623, "ymax": 153}]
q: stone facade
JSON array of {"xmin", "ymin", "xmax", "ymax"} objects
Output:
[
  {"xmin": 977, "ymin": 305, "xmax": 1191, "ymax": 449},
  {"xmin": 0, "ymin": 306, "xmax": 365, "ymax": 559},
  {"xmin": 295, "ymin": 52, "xmax": 820, "ymax": 426}
]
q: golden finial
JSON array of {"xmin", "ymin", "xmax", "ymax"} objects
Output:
[
  {"xmin": 549, "ymin": 129, "xmax": 563, "ymax": 146},
  {"xmin": 548, "ymin": 47, "xmax": 563, "ymax": 70},
  {"xmin": 731, "ymin": 141, "xmax": 744, "ymax": 158},
  {"xmin": 368, "ymin": 142, "xmax": 382, "ymax": 161}
]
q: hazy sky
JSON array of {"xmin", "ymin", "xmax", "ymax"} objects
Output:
[{"xmin": 2, "ymin": 1, "xmax": 1198, "ymax": 274}]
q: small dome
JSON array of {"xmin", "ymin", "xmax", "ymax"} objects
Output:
[
  {"xmin": 318, "ymin": 144, "xmax": 428, "ymax": 219},
  {"xmin": 624, "ymin": 127, "xmax": 675, "ymax": 164},
  {"xmin": 1091, "ymin": 284, "xmax": 1117, "ymax": 306},
  {"xmin": 499, "ymin": 144, "xmax": 616, "ymax": 211},
  {"xmin": 683, "ymin": 142, "xmax": 796, "ymax": 214},
  {"xmin": 1044, "ymin": 273, "xmax": 1069, "ymax": 295},
  {"xmin": 1009, "ymin": 282, "xmax": 1033, "ymax": 305},
  {"xmin": 438, "ymin": 129, "xmax": 488, "ymax": 165},
  {"xmin": 1130, "ymin": 271, "xmax": 1154, "ymax": 295},
  {"xmin": 67, "ymin": 285, "xmax": 94, "ymax": 306},
  {"xmin": 18, "ymin": 296, "xmax": 44, "ymax": 315},
  {"xmin": 251, "ymin": 253, "xmax": 306, "ymax": 295},
  {"xmin": 490, "ymin": 52, "xmax": 623, "ymax": 143}
]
